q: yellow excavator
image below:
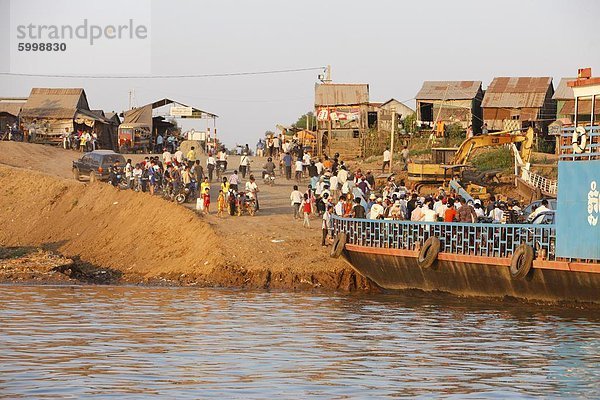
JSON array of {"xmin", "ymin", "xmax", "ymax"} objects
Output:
[{"xmin": 408, "ymin": 128, "xmax": 534, "ymax": 197}]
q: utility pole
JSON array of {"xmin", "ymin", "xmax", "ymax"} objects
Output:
[
  {"xmin": 321, "ymin": 65, "xmax": 332, "ymax": 83},
  {"xmin": 390, "ymin": 107, "xmax": 396, "ymax": 173},
  {"xmin": 128, "ymin": 89, "xmax": 136, "ymax": 109}
]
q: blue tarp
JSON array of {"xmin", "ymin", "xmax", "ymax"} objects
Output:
[{"xmin": 556, "ymin": 160, "xmax": 600, "ymax": 260}]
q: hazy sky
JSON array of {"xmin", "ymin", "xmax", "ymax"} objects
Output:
[{"xmin": 1, "ymin": 0, "xmax": 599, "ymax": 147}]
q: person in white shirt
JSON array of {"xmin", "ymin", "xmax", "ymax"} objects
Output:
[
  {"xmin": 124, "ymin": 159, "xmax": 133, "ymax": 189},
  {"xmin": 218, "ymin": 149, "xmax": 228, "ymax": 171},
  {"xmin": 315, "ymin": 159, "xmax": 324, "ymax": 175},
  {"xmin": 420, "ymin": 202, "xmax": 437, "ymax": 222},
  {"xmin": 337, "ymin": 166, "xmax": 348, "ymax": 185},
  {"xmin": 528, "ymin": 199, "xmax": 551, "ymax": 221},
  {"xmin": 329, "ymin": 175, "xmax": 339, "ymax": 196},
  {"xmin": 162, "ymin": 148, "xmax": 173, "ymax": 164},
  {"xmin": 334, "ymin": 197, "xmax": 345, "ymax": 216},
  {"xmin": 290, "ymin": 185, "xmax": 303, "ymax": 219},
  {"xmin": 240, "ymin": 153, "xmax": 251, "ymax": 178},
  {"xmin": 295, "ymin": 158, "xmax": 304, "ymax": 182},
  {"xmin": 174, "ymin": 148, "xmax": 184, "ymax": 164},
  {"xmin": 302, "ymin": 152, "xmax": 311, "ymax": 177},
  {"xmin": 437, "ymin": 200, "xmax": 448, "ymax": 222},
  {"xmin": 369, "ymin": 198, "xmax": 385, "ymax": 220},
  {"xmin": 322, "ymin": 205, "xmax": 333, "ymax": 246},
  {"xmin": 433, "ymin": 196, "xmax": 443, "ymax": 215},
  {"xmin": 491, "ymin": 203, "xmax": 504, "ymax": 223},
  {"xmin": 341, "ymin": 180, "xmax": 350, "ymax": 195},
  {"xmin": 474, "ymin": 202, "xmax": 485, "ymax": 219},
  {"xmin": 245, "ymin": 175, "xmax": 259, "ymax": 210},
  {"xmin": 382, "ymin": 147, "xmax": 391, "ymax": 173},
  {"xmin": 273, "ymin": 136, "xmax": 280, "ymax": 156},
  {"xmin": 411, "ymin": 201, "xmax": 424, "ymax": 221},
  {"xmin": 206, "ymin": 154, "xmax": 216, "ymax": 181}
]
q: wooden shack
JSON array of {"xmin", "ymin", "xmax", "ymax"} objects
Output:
[
  {"xmin": 315, "ymin": 83, "xmax": 369, "ymax": 159},
  {"xmin": 19, "ymin": 88, "xmax": 110, "ymax": 145},
  {"xmin": 377, "ymin": 98, "xmax": 415, "ymax": 133},
  {"xmin": 482, "ymin": 77, "xmax": 556, "ymax": 133},
  {"xmin": 415, "ymin": 81, "xmax": 483, "ymax": 133},
  {"xmin": 0, "ymin": 97, "xmax": 26, "ymax": 135}
]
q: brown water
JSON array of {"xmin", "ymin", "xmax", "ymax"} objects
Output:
[{"xmin": 1, "ymin": 286, "xmax": 599, "ymax": 399}]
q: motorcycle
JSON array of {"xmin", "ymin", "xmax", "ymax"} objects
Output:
[
  {"xmin": 216, "ymin": 160, "xmax": 227, "ymax": 179},
  {"xmin": 237, "ymin": 192, "xmax": 257, "ymax": 216},
  {"xmin": 175, "ymin": 182, "xmax": 196, "ymax": 204},
  {"xmin": 262, "ymin": 171, "xmax": 275, "ymax": 186}
]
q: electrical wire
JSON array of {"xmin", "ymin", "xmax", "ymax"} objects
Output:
[{"xmin": 0, "ymin": 66, "xmax": 327, "ymax": 79}]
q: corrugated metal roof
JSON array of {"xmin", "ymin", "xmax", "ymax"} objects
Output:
[
  {"xmin": 314, "ymin": 83, "xmax": 369, "ymax": 106},
  {"xmin": 553, "ymin": 78, "xmax": 576, "ymax": 100},
  {"xmin": 415, "ymin": 81, "xmax": 482, "ymax": 100},
  {"xmin": 20, "ymin": 88, "xmax": 88, "ymax": 119},
  {"xmin": 0, "ymin": 98, "xmax": 27, "ymax": 116},
  {"xmin": 482, "ymin": 77, "xmax": 552, "ymax": 108}
]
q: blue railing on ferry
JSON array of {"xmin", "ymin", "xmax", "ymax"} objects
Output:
[{"xmin": 332, "ymin": 216, "xmax": 556, "ymax": 261}]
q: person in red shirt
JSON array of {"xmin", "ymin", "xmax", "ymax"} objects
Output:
[
  {"xmin": 444, "ymin": 198, "xmax": 457, "ymax": 222},
  {"xmin": 202, "ymin": 187, "xmax": 211, "ymax": 214},
  {"xmin": 302, "ymin": 193, "xmax": 312, "ymax": 228}
]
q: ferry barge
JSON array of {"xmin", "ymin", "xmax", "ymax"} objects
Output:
[{"xmin": 331, "ymin": 69, "xmax": 600, "ymax": 304}]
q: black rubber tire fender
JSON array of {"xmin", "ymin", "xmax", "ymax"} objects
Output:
[
  {"xmin": 330, "ymin": 232, "xmax": 347, "ymax": 258},
  {"xmin": 510, "ymin": 244, "xmax": 534, "ymax": 279},
  {"xmin": 417, "ymin": 237, "xmax": 441, "ymax": 269}
]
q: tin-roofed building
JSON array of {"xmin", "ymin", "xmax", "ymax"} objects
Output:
[
  {"xmin": 376, "ymin": 98, "xmax": 415, "ymax": 134},
  {"xmin": 415, "ymin": 81, "xmax": 483, "ymax": 134},
  {"xmin": 553, "ymin": 77, "xmax": 599, "ymax": 123},
  {"xmin": 0, "ymin": 97, "xmax": 27, "ymax": 135},
  {"xmin": 19, "ymin": 88, "xmax": 110, "ymax": 145},
  {"xmin": 315, "ymin": 83, "xmax": 370, "ymax": 158},
  {"xmin": 482, "ymin": 77, "xmax": 556, "ymax": 133}
]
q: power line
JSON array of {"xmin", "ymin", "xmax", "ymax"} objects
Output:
[{"xmin": 0, "ymin": 66, "xmax": 327, "ymax": 79}]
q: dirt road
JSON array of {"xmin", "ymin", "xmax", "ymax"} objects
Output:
[{"xmin": 0, "ymin": 142, "xmax": 373, "ymax": 291}]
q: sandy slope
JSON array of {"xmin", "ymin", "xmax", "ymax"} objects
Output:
[{"xmin": 0, "ymin": 142, "xmax": 373, "ymax": 291}]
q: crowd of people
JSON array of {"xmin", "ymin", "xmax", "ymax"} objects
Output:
[
  {"xmin": 104, "ymin": 146, "xmax": 260, "ymax": 217},
  {"xmin": 283, "ymin": 151, "xmax": 548, "ymax": 246},
  {"xmin": 61, "ymin": 128, "xmax": 99, "ymax": 152}
]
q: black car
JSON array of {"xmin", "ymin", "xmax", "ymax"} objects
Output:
[{"xmin": 72, "ymin": 150, "xmax": 126, "ymax": 181}]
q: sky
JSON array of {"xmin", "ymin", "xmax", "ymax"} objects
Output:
[{"xmin": 1, "ymin": 0, "xmax": 599, "ymax": 147}]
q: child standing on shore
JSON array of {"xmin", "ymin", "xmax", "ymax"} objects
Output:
[
  {"xmin": 202, "ymin": 187, "xmax": 211, "ymax": 215},
  {"xmin": 217, "ymin": 189, "xmax": 225, "ymax": 217},
  {"xmin": 301, "ymin": 193, "xmax": 311, "ymax": 228}
]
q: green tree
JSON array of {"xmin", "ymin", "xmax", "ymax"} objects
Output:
[
  {"xmin": 292, "ymin": 111, "xmax": 317, "ymax": 131},
  {"xmin": 402, "ymin": 113, "xmax": 417, "ymax": 134}
]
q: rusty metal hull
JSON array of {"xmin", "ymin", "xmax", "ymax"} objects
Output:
[{"xmin": 343, "ymin": 249, "xmax": 600, "ymax": 304}]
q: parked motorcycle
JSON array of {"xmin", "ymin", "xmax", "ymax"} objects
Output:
[
  {"xmin": 175, "ymin": 183, "xmax": 196, "ymax": 204},
  {"xmin": 238, "ymin": 192, "xmax": 257, "ymax": 216}
]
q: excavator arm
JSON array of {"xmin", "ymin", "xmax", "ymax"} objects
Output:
[{"xmin": 452, "ymin": 127, "xmax": 534, "ymax": 165}]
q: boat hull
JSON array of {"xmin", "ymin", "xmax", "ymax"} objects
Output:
[{"xmin": 343, "ymin": 245, "xmax": 600, "ymax": 304}]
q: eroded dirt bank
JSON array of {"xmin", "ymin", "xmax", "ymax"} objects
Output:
[{"xmin": 0, "ymin": 163, "xmax": 374, "ymax": 291}]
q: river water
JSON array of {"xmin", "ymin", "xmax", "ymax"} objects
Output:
[{"xmin": 1, "ymin": 286, "xmax": 599, "ymax": 399}]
